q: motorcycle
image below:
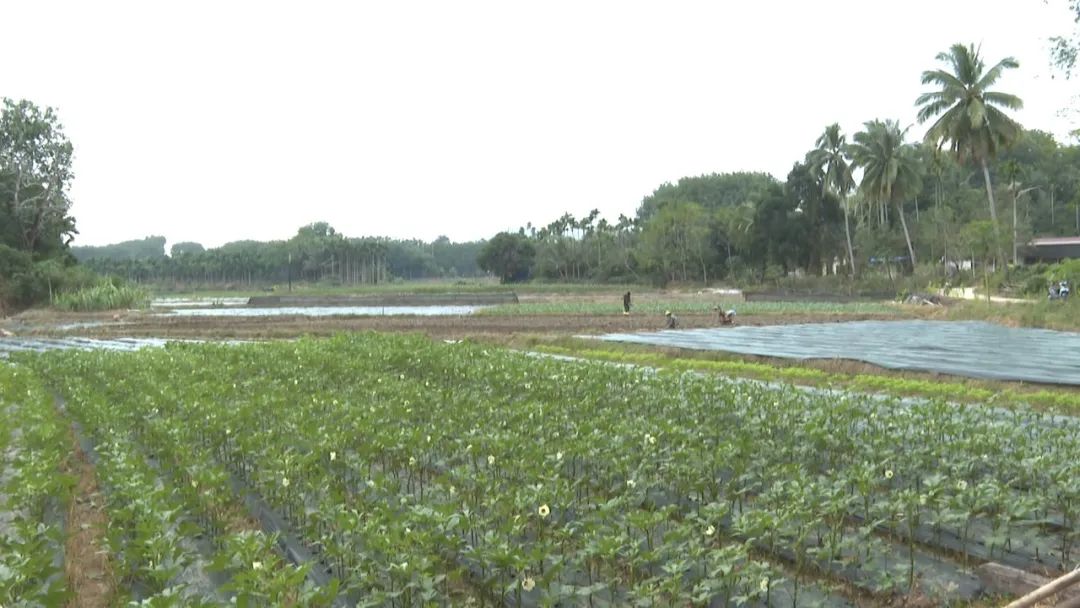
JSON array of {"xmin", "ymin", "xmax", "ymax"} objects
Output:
[{"xmin": 1049, "ymin": 280, "xmax": 1071, "ymax": 300}]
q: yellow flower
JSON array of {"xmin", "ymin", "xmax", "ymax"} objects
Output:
[
  {"xmin": 329, "ymin": 451, "xmax": 337, "ymax": 462},
  {"xmin": 556, "ymin": 451, "xmax": 563, "ymax": 461},
  {"xmin": 522, "ymin": 576, "xmax": 536, "ymax": 591},
  {"xmin": 538, "ymin": 504, "xmax": 550, "ymax": 518},
  {"xmin": 957, "ymin": 480, "xmax": 968, "ymax": 491},
  {"xmin": 409, "ymin": 456, "xmax": 417, "ymax": 466},
  {"xmin": 626, "ymin": 479, "xmax": 636, "ymax": 489},
  {"xmin": 488, "ymin": 455, "xmax": 496, "ymax": 466},
  {"xmin": 252, "ymin": 561, "xmax": 263, "ymax": 570},
  {"xmin": 759, "ymin": 578, "xmax": 769, "ymax": 593},
  {"xmin": 282, "ymin": 477, "xmax": 290, "ymax": 488},
  {"xmin": 705, "ymin": 525, "xmax": 715, "ymax": 537},
  {"xmin": 884, "ymin": 469, "xmax": 894, "ymax": 479}
]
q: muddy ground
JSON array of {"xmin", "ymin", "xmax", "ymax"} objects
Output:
[{"xmin": 1, "ymin": 309, "xmax": 910, "ymax": 341}]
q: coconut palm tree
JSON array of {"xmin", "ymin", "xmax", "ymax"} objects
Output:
[
  {"xmin": 808, "ymin": 124, "xmax": 857, "ymax": 277},
  {"xmin": 848, "ymin": 120, "xmax": 924, "ymax": 267},
  {"xmin": 915, "ymin": 43, "xmax": 1023, "ymax": 268}
]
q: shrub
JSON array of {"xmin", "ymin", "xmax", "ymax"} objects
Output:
[{"xmin": 53, "ymin": 282, "xmax": 150, "ymax": 312}]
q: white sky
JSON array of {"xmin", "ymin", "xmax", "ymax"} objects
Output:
[{"xmin": 6, "ymin": 0, "xmax": 1077, "ymax": 248}]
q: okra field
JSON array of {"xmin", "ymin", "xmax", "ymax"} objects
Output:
[{"xmin": 3, "ymin": 333, "xmax": 1079, "ymax": 606}]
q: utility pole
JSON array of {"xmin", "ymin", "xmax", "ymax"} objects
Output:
[{"xmin": 1013, "ymin": 186, "xmax": 1040, "ymax": 265}]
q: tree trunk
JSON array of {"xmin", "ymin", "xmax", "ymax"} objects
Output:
[
  {"xmin": 980, "ymin": 159, "xmax": 1005, "ymax": 267},
  {"xmin": 897, "ymin": 201, "xmax": 917, "ymax": 268},
  {"xmin": 1013, "ymin": 190, "xmax": 1019, "ymax": 266},
  {"xmin": 842, "ymin": 197, "xmax": 856, "ymax": 278}
]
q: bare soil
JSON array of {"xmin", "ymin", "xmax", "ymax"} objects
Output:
[
  {"xmin": 64, "ymin": 427, "xmax": 115, "ymax": 608},
  {"xmin": 5, "ymin": 310, "xmax": 904, "ymax": 341}
]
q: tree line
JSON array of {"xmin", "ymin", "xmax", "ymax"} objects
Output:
[
  {"xmin": 478, "ymin": 44, "xmax": 1080, "ymax": 285},
  {"xmin": 0, "ymin": 98, "xmax": 88, "ymax": 311},
  {"xmin": 73, "ymin": 223, "xmax": 485, "ymax": 287}
]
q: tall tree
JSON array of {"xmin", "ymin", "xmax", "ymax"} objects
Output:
[
  {"xmin": 848, "ymin": 120, "xmax": 924, "ymax": 267},
  {"xmin": 0, "ymin": 98, "xmax": 76, "ymax": 255},
  {"xmin": 808, "ymin": 124, "xmax": 857, "ymax": 277},
  {"xmin": 916, "ymin": 43, "xmax": 1023, "ymax": 267}
]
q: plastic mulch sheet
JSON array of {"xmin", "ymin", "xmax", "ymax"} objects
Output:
[{"xmin": 595, "ymin": 320, "xmax": 1080, "ymax": 386}]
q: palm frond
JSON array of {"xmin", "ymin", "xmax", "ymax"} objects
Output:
[{"xmin": 982, "ymin": 91, "xmax": 1023, "ymax": 111}]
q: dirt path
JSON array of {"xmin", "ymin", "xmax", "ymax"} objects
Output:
[{"xmin": 64, "ymin": 427, "xmax": 114, "ymax": 608}]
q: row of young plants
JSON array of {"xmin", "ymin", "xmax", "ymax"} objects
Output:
[
  {"xmin": 0, "ymin": 366, "xmax": 71, "ymax": 606},
  {"xmin": 53, "ymin": 365, "xmax": 344, "ymax": 607},
  {"xmin": 25, "ymin": 333, "xmax": 1080, "ymax": 606},
  {"xmin": 36, "ymin": 346, "xmax": 799, "ymax": 606}
]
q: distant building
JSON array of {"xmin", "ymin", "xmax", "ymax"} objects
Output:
[{"xmin": 1023, "ymin": 236, "xmax": 1080, "ymax": 264}]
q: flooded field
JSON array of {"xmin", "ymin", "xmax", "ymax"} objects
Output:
[
  {"xmin": 151, "ymin": 297, "xmax": 249, "ymax": 308},
  {"xmin": 0, "ymin": 337, "xmax": 173, "ymax": 358},
  {"xmin": 162, "ymin": 305, "xmax": 486, "ymax": 317}
]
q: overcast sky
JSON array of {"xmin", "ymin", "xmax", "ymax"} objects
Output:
[{"xmin": 6, "ymin": 1, "xmax": 1077, "ymax": 248}]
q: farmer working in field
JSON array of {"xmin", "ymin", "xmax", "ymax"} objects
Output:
[
  {"xmin": 622, "ymin": 291, "xmax": 631, "ymax": 315},
  {"xmin": 664, "ymin": 310, "xmax": 678, "ymax": 329},
  {"xmin": 714, "ymin": 306, "xmax": 737, "ymax": 325}
]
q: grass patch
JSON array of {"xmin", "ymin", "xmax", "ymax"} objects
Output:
[
  {"xmin": 942, "ymin": 298, "xmax": 1080, "ymax": 331},
  {"xmin": 519, "ymin": 337, "xmax": 1080, "ymax": 414},
  {"xmin": 53, "ymin": 283, "xmax": 151, "ymax": 312}
]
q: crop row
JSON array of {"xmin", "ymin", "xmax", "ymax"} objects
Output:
[
  {"xmin": 0, "ymin": 366, "xmax": 71, "ymax": 605},
  {"xmin": 19, "ymin": 333, "xmax": 1080, "ymax": 606}
]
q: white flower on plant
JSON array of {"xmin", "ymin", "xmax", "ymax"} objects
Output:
[
  {"xmin": 466, "ymin": 444, "xmax": 473, "ymax": 452},
  {"xmin": 252, "ymin": 561, "xmax": 263, "ymax": 570},
  {"xmin": 884, "ymin": 469, "xmax": 894, "ymax": 479},
  {"xmin": 409, "ymin": 456, "xmax": 417, "ymax": 466},
  {"xmin": 426, "ymin": 435, "xmax": 431, "ymax": 443},
  {"xmin": 705, "ymin": 525, "xmax": 716, "ymax": 537},
  {"xmin": 956, "ymin": 480, "xmax": 968, "ymax": 491},
  {"xmin": 538, "ymin": 504, "xmax": 550, "ymax": 518},
  {"xmin": 329, "ymin": 451, "xmax": 337, "ymax": 462},
  {"xmin": 191, "ymin": 480, "xmax": 198, "ymax": 489},
  {"xmin": 522, "ymin": 576, "xmax": 536, "ymax": 591},
  {"xmin": 646, "ymin": 433, "xmax": 656, "ymax": 445},
  {"xmin": 626, "ymin": 479, "xmax": 636, "ymax": 489},
  {"xmin": 400, "ymin": 561, "xmax": 408, "ymax": 570},
  {"xmin": 225, "ymin": 428, "xmax": 231, "ymax": 435},
  {"xmin": 366, "ymin": 479, "xmax": 375, "ymax": 488},
  {"xmin": 282, "ymin": 476, "xmax": 290, "ymax": 488},
  {"xmin": 488, "ymin": 455, "xmax": 496, "ymax": 466},
  {"xmin": 556, "ymin": 451, "xmax": 563, "ymax": 461},
  {"xmin": 919, "ymin": 494, "xmax": 928, "ymax": 506},
  {"xmin": 449, "ymin": 485, "xmax": 456, "ymax": 495},
  {"xmin": 759, "ymin": 578, "xmax": 769, "ymax": 593}
]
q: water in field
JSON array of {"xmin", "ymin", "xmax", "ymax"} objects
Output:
[
  {"xmin": 162, "ymin": 305, "xmax": 486, "ymax": 317},
  {"xmin": 597, "ymin": 319, "xmax": 1080, "ymax": 386},
  {"xmin": 151, "ymin": 297, "xmax": 249, "ymax": 308},
  {"xmin": 0, "ymin": 337, "xmax": 173, "ymax": 358}
]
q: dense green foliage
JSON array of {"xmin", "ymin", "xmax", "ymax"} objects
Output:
[
  {"xmin": 71, "ymin": 236, "xmax": 168, "ymax": 262},
  {"xmin": 476, "ymin": 232, "xmax": 535, "ymax": 283},
  {"xmin": 0, "ymin": 99, "xmax": 86, "ymax": 310},
  {"xmin": 15, "ymin": 335, "xmax": 1080, "ymax": 605},
  {"xmin": 52, "ymin": 282, "xmax": 151, "ymax": 312},
  {"xmin": 77, "ymin": 223, "xmax": 486, "ymax": 288}
]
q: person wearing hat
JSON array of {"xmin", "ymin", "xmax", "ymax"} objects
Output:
[
  {"xmin": 664, "ymin": 310, "xmax": 678, "ymax": 329},
  {"xmin": 714, "ymin": 306, "xmax": 737, "ymax": 325}
]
